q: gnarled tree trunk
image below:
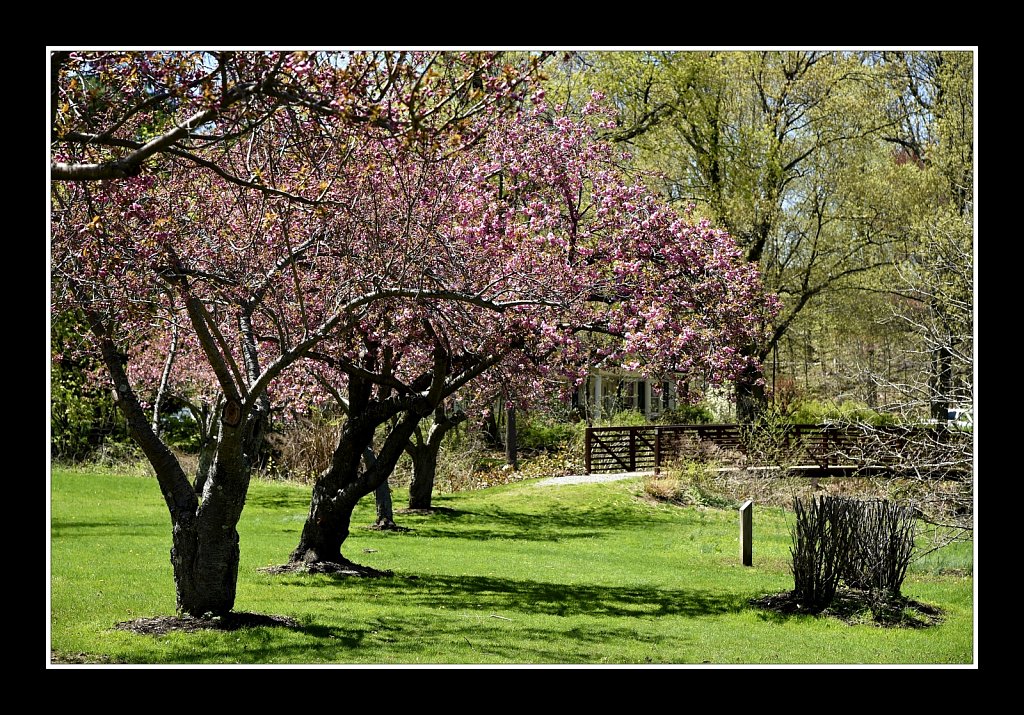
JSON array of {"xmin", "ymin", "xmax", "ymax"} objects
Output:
[
  {"xmin": 407, "ymin": 406, "xmax": 466, "ymax": 510},
  {"xmin": 290, "ymin": 408, "xmax": 426, "ymax": 565},
  {"xmin": 94, "ymin": 326, "xmax": 250, "ymax": 616},
  {"xmin": 172, "ymin": 453, "xmax": 248, "ymax": 615}
]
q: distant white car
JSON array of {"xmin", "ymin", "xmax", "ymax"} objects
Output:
[{"xmin": 946, "ymin": 406, "xmax": 973, "ymax": 430}]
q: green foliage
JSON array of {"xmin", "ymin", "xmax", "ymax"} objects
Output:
[
  {"xmin": 50, "ymin": 311, "xmax": 130, "ymax": 462},
  {"xmin": 515, "ymin": 413, "xmax": 578, "ymax": 452},
  {"xmin": 159, "ymin": 409, "xmax": 203, "ymax": 452},
  {"xmin": 594, "ymin": 409, "xmax": 649, "ymax": 427},
  {"xmin": 50, "ymin": 468, "xmax": 973, "ymax": 664},
  {"xmin": 787, "ymin": 399, "xmax": 900, "ymax": 427},
  {"xmin": 656, "ymin": 403, "xmax": 714, "ymax": 425},
  {"xmin": 545, "ymin": 50, "xmax": 975, "ymax": 420}
]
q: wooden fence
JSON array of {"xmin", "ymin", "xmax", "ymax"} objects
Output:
[{"xmin": 583, "ymin": 423, "xmax": 968, "ymax": 476}]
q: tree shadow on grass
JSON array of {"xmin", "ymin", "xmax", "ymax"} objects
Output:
[
  {"xmin": 398, "ymin": 502, "xmax": 668, "ymax": 543},
  {"xmin": 116, "ymin": 574, "xmax": 745, "ymax": 664},
  {"xmin": 243, "ymin": 489, "xmax": 313, "ymax": 511},
  {"xmin": 51, "ymin": 520, "xmax": 120, "ymax": 533},
  {"xmin": 51, "ymin": 520, "xmax": 164, "ymax": 538},
  {"xmin": 289, "ymin": 571, "xmax": 744, "ymax": 620}
]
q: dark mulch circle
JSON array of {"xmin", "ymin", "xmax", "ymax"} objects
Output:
[
  {"xmin": 112, "ymin": 612, "xmax": 301, "ymax": 636},
  {"xmin": 750, "ymin": 588, "xmax": 945, "ymax": 628},
  {"xmin": 51, "ymin": 651, "xmax": 115, "ymax": 664},
  {"xmin": 258, "ymin": 559, "xmax": 393, "ymax": 577}
]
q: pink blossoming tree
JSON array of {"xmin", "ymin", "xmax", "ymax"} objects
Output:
[
  {"xmin": 51, "ymin": 51, "xmax": 776, "ymax": 613},
  {"xmin": 51, "ymin": 50, "xmax": 544, "ymax": 615}
]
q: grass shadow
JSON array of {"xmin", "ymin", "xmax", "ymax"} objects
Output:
[
  {"xmin": 403, "ymin": 502, "xmax": 664, "ymax": 543},
  {"xmin": 243, "ymin": 489, "xmax": 312, "ymax": 511},
  {"xmin": 284, "ymin": 571, "xmax": 745, "ymax": 620},
  {"xmin": 115, "ymin": 574, "xmax": 746, "ymax": 664}
]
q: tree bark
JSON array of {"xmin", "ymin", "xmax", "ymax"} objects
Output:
[
  {"xmin": 408, "ymin": 443, "xmax": 440, "ymax": 509},
  {"xmin": 290, "ymin": 408, "xmax": 425, "ymax": 564},
  {"xmin": 169, "ymin": 430, "xmax": 251, "ymax": 615},
  {"xmin": 368, "ymin": 446, "xmax": 401, "ymax": 530},
  {"xmin": 408, "ymin": 407, "xmax": 466, "ymax": 510},
  {"xmin": 735, "ymin": 346, "xmax": 767, "ymax": 423},
  {"xmin": 373, "ymin": 479, "xmax": 398, "ymax": 529},
  {"xmin": 505, "ymin": 404, "xmax": 518, "ymax": 470}
]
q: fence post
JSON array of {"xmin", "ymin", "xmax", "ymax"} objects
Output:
[
  {"xmin": 629, "ymin": 428, "xmax": 636, "ymax": 472},
  {"xmin": 740, "ymin": 500, "xmax": 753, "ymax": 566},
  {"xmin": 585, "ymin": 427, "xmax": 592, "ymax": 475},
  {"xmin": 654, "ymin": 427, "xmax": 662, "ymax": 475}
]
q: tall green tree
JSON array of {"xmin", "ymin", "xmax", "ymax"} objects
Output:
[{"xmin": 549, "ymin": 51, "xmax": 923, "ymax": 419}]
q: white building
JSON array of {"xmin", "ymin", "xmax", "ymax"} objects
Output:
[{"xmin": 574, "ymin": 371, "xmax": 680, "ymax": 421}]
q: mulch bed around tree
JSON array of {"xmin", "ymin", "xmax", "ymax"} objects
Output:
[
  {"xmin": 750, "ymin": 588, "xmax": 945, "ymax": 628},
  {"xmin": 112, "ymin": 611, "xmax": 301, "ymax": 636},
  {"xmin": 258, "ymin": 560, "xmax": 393, "ymax": 577}
]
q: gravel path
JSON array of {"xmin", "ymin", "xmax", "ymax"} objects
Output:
[{"xmin": 534, "ymin": 471, "xmax": 651, "ymax": 486}]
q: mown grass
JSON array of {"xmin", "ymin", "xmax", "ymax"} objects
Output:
[{"xmin": 49, "ymin": 467, "xmax": 975, "ymax": 665}]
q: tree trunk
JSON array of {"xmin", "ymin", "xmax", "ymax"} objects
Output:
[
  {"xmin": 408, "ymin": 407, "xmax": 465, "ymax": 510},
  {"xmin": 408, "ymin": 440, "xmax": 441, "ymax": 509},
  {"xmin": 369, "ymin": 446, "xmax": 401, "ymax": 529},
  {"xmin": 174, "ymin": 431, "xmax": 251, "ymax": 615},
  {"xmin": 171, "ymin": 514, "xmax": 239, "ymax": 617},
  {"xmin": 373, "ymin": 479, "xmax": 398, "ymax": 529},
  {"xmin": 505, "ymin": 404, "xmax": 518, "ymax": 470},
  {"xmin": 87, "ymin": 313, "xmax": 251, "ymax": 617},
  {"xmin": 735, "ymin": 348, "xmax": 767, "ymax": 424},
  {"xmin": 290, "ymin": 409, "xmax": 424, "ymax": 565},
  {"xmin": 481, "ymin": 409, "xmax": 501, "ymax": 447},
  {"xmin": 930, "ymin": 343, "xmax": 953, "ymax": 421}
]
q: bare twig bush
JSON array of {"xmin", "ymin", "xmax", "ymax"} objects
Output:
[
  {"xmin": 790, "ymin": 495, "xmax": 859, "ymax": 611},
  {"xmin": 844, "ymin": 499, "xmax": 916, "ymax": 607},
  {"xmin": 791, "ymin": 495, "xmax": 917, "ymax": 615},
  {"xmin": 434, "ymin": 427, "xmax": 493, "ymax": 493},
  {"xmin": 266, "ymin": 417, "xmax": 342, "ymax": 484}
]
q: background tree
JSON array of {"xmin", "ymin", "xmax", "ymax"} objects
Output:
[
  {"xmin": 549, "ymin": 51, "xmax": 923, "ymax": 420},
  {"xmin": 405, "ymin": 401, "xmax": 467, "ymax": 510},
  {"xmin": 849, "ymin": 51, "xmax": 974, "ymax": 542}
]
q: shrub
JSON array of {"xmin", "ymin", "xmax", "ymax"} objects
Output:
[
  {"xmin": 790, "ymin": 495, "xmax": 917, "ymax": 615},
  {"xmin": 788, "ymin": 399, "xmax": 900, "ymax": 427},
  {"xmin": 790, "ymin": 495, "xmax": 858, "ymax": 612},
  {"xmin": 266, "ymin": 416, "xmax": 342, "ymax": 483},
  {"xmin": 844, "ymin": 499, "xmax": 916, "ymax": 607},
  {"xmin": 595, "ymin": 409, "xmax": 649, "ymax": 427},
  {"xmin": 643, "ymin": 460, "xmax": 738, "ymax": 509},
  {"xmin": 516, "ymin": 413, "xmax": 578, "ymax": 452},
  {"xmin": 656, "ymin": 403, "xmax": 714, "ymax": 425}
]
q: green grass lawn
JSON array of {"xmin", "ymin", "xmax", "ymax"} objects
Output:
[{"xmin": 49, "ymin": 468, "xmax": 975, "ymax": 665}]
